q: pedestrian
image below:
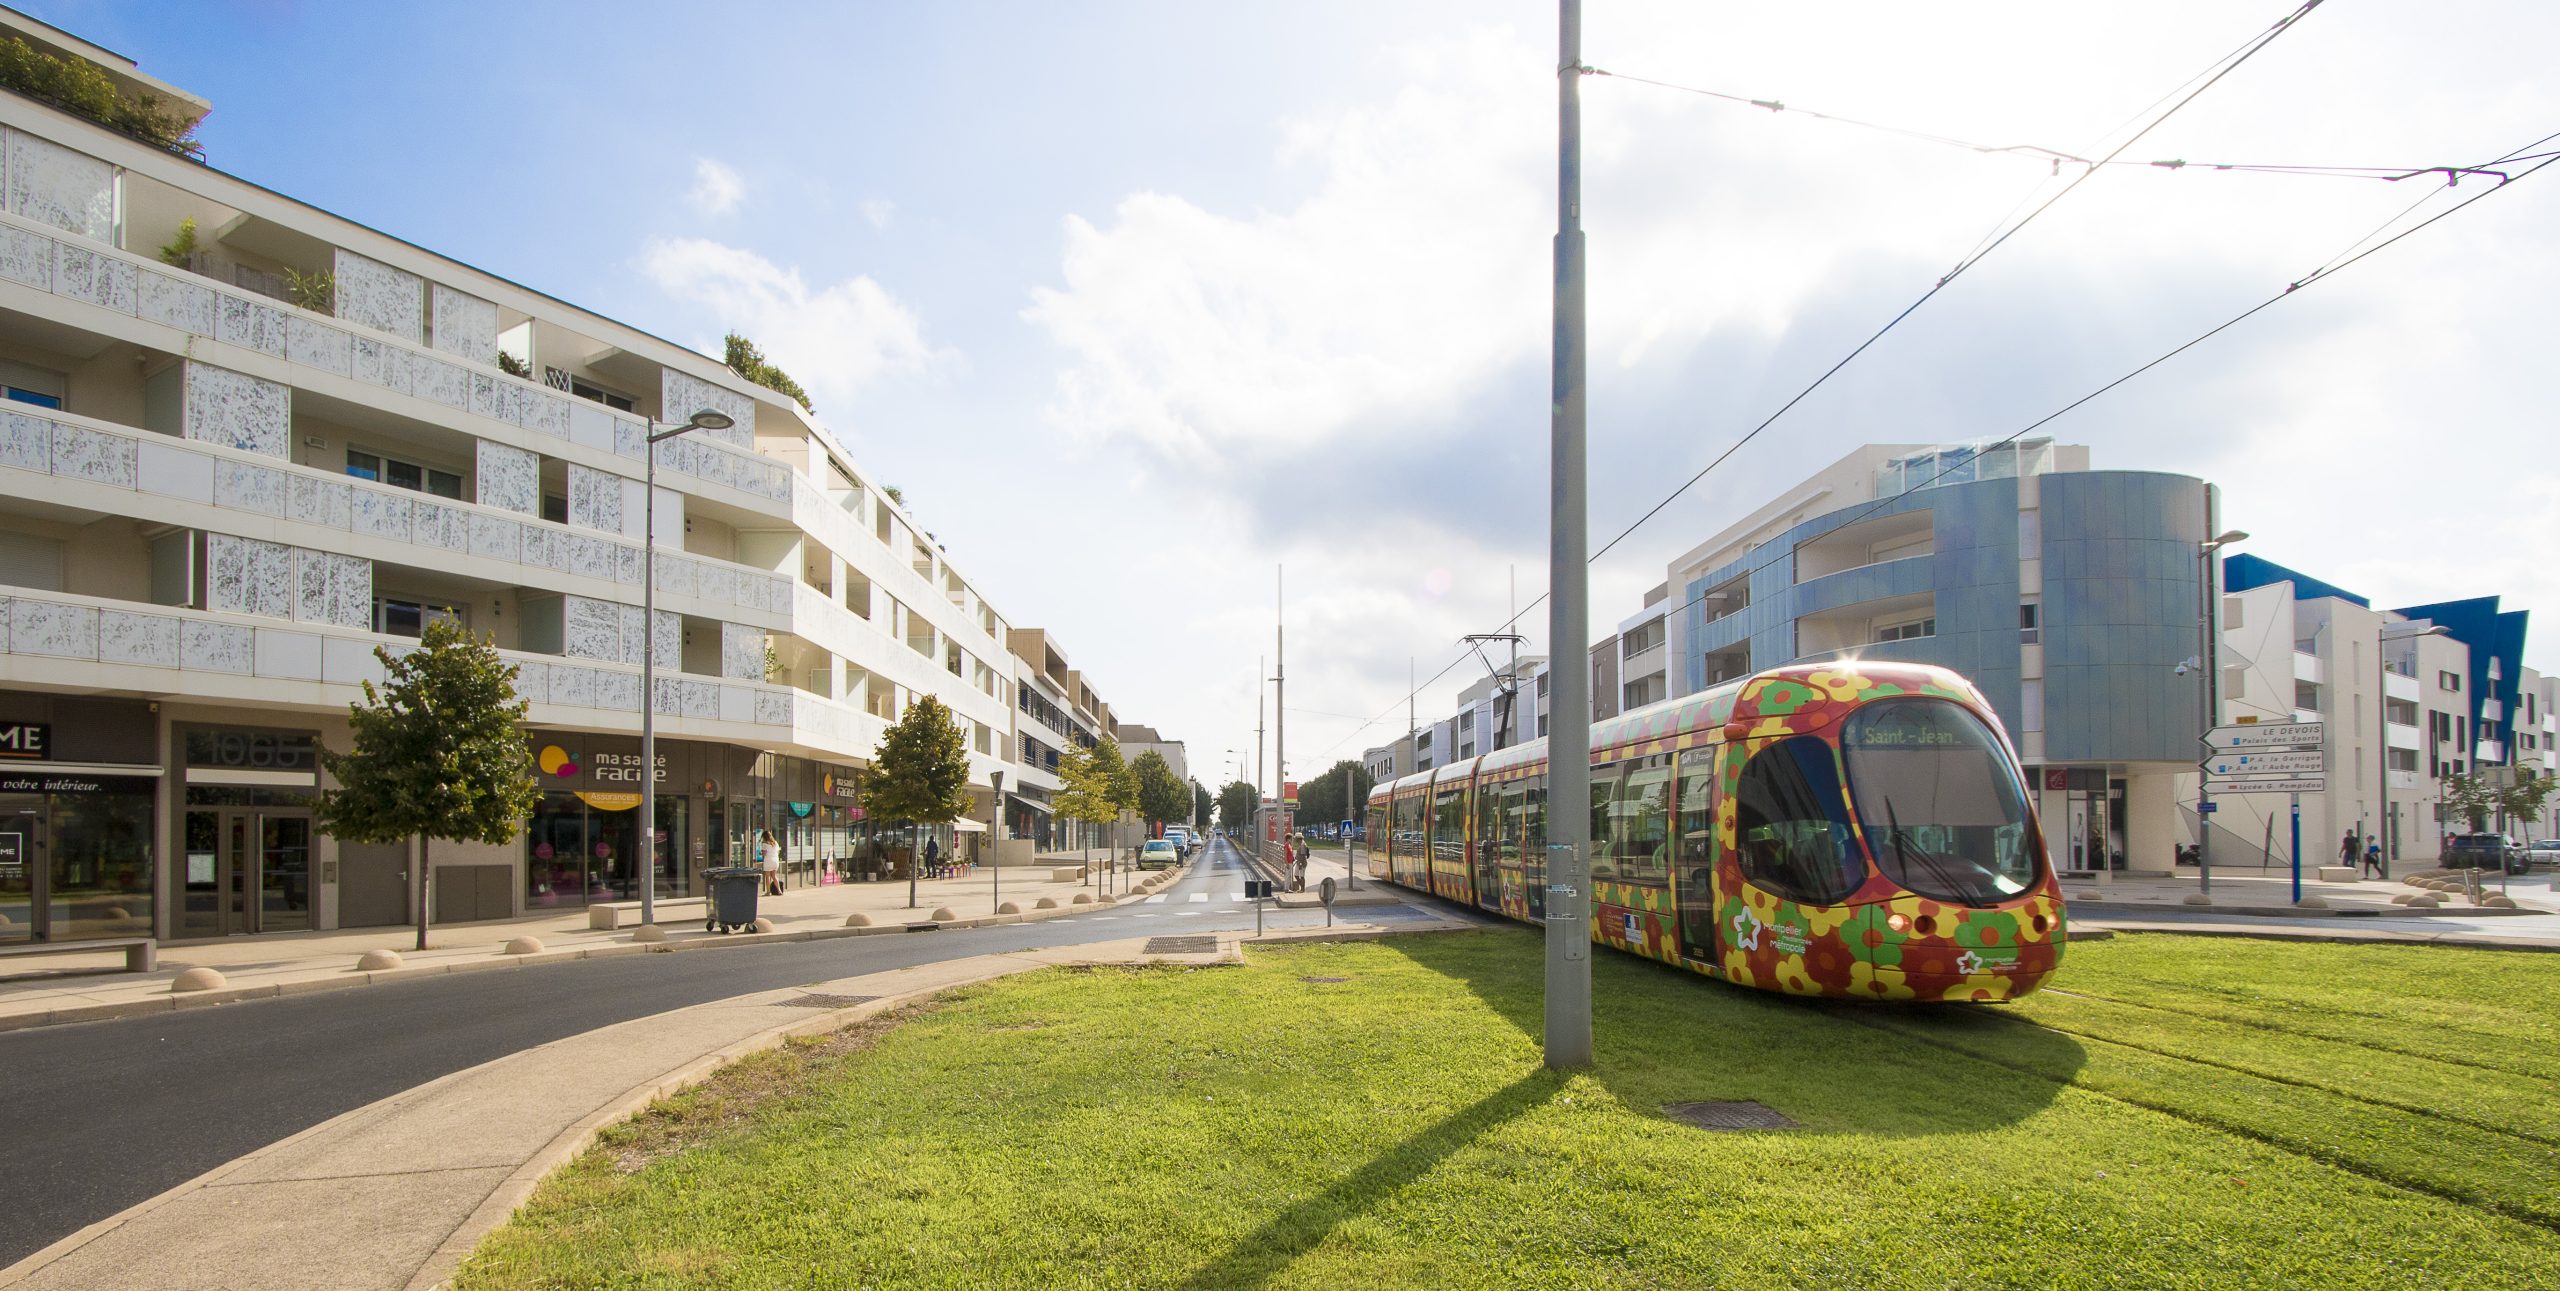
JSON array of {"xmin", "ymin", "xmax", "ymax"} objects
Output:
[
  {"xmin": 2362, "ymin": 834, "xmax": 2385, "ymax": 880},
  {"xmin": 924, "ymin": 835, "xmax": 942, "ymax": 881},
  {"xmin": 758, "ymin": 828, "xmax": 783, "ymax": 896},
  {"xmin": 2338, "ymin": 831, "xmax": 2357, "ymax": 867}
]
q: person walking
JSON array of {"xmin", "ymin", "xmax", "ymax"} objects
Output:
[
  {"xmin": 758, "ymin": 828, "xmax": 783, "ymax": 896},
  {"xmin": 2362, "ymin": 834, "xmax": 2386, "ymax": 880},
  {"xmin": 2339, "ymin": 831, "xmax": 2358, "ymax": 868},
  {"xmin": 923, "ymin": 835, "xmax": 942, "ymax": 881}
]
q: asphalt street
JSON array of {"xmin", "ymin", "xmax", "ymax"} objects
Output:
[{"xmin": 0, "ymin": 835, "xmax": 1422, "ymax": 1265}]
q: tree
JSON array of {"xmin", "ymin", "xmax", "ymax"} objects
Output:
[
  {"xmin": 2446, "ymin": 766, "xmax": 2559, "ymax": 838},
  {"xmin": 722, "ymin": 331, "xmax": 814, "ymax": 413},
  {"xmin": 1294, "ymin": 758, "xmax": 1375, "ymax": 834},
  {"xmin": 1218, "ymin": 780, "xmax": 1258, "ymax": 832},
  {"xmin": 1192, "ymin": 779, "xmax": 1212, "ymax": 829},
  {"xmin": 867, "ymin": 694, "xmax": 974, "ymax": 908},
  {"xmin": 313, "ymin": 621, "xmax": 538, "ymax": 951},
  {"xmin": 1054, "ymin": 740, "xmax": 1116, "ymax": 884},
  {"xmin": 1133, "ymin": 751, "xmax": 1187, "ymax": 836}
]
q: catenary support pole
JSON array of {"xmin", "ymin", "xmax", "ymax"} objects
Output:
[
  {"xmin": 1275, "ymin": 566, "xmax": 1288, "ymax": 865},
  {"xmin": 990, "ymin": 770, "xmax": 1005, "ymax": 915},
  {"xmin": 1544, "ymin": 0, "xmax": 1594, "ymax": 1069},
  {"xmin": 640, "ymin": 435, "xmax": 660, "ymax": 930}
]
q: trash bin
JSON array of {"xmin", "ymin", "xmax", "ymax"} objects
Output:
[{"xmin": 702, "ymin": 866, "xmax": 762, "ymax": 933}]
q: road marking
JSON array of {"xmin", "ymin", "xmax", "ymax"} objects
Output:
[
  {"xmin": 1228, "ymin": 891, "xmax": 1248, "ymax": 900},
  {"xmin": 1186, "ymin": 893, "xmax": 1209, "ymax": 903},
  {"xmin": 1134, "ymin": 913, "xmax": 1161, "ymax": 919},
  {"xmin": 1143, "ymin": 894, "xmax": 1167, "ymax": 904}
]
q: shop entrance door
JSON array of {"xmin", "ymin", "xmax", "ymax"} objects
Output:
[{"xmin": 179, "ymin": 809, "xmax": 314, "ymax": 937}]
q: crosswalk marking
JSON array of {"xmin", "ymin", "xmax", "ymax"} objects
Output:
[
  {"xmin": 1134, "ymin": 912, "xmax": 1161, "ymax": 919},
  {"xmin": 1143, "ymin": 894, "xmax": 1167, "ymax": 904},
  {"xmin": 1186, "ymin": 893, "xmax": 1209, "ymax": 903},
  {"xmin": 1229, "ymin": 891, "xmax": 1249, "ymax": 901}
]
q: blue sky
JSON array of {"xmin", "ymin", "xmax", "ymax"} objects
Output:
[{"xmin": 34, "ymin": 1, "xmax": 2560, "ymax": 780}]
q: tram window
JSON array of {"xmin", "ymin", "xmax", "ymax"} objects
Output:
[
  {"xmin": 1844, "ymin": 699, "xmax": 2038, "ymax": 907},
  {"xmin": 1476, "ymin": 785, "xmax": 1502, "ymax": 866},
  {"xmin": 1522, "ymin": 775, "xmax": 1546, "ymax": 859},
  {"xmin": 1616, "ymin": 761, "xmax": 1671, "ymax": 886},
  {"xmin": 1432, "ymin": 788, "xmax": 1467, "ymax": 865},
  {"xmin": 1587, "ymin": 763, "xmax": 1623, "ymax": 879},
  {"xmin": 1676, "ymin": 757, "xmax": 1715, "ymax": 872},
  {"xmin": 1733, "ymin": 736, "xmax": 1866, "ymax": 906}
]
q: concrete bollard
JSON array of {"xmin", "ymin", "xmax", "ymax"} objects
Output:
[
  {"xmin": 171, "ymin": 967, "xmax": 226, "ymax": 992},
  {"xmin": 2408, "ymin": 893, "xmax": 2444, "ymax": 908},
  {"xmin": 357, "ymin": 949, "xmax": 403, "ymax": 971},
  {"xmin": 751, "ymin": 917, "xmax": 777, "ymax": 934},
  {"xmin": 1071, "ymin": 893, "xmax": 1094, "ymax": 905},
  {"xmin": 633, "ymin": 925, "xmax": 669, "ymax": 943},
  {"xmin": 998, "ymin": 901, "xmax": 1022, "ymax": 914},
  {"xmin": 502, "ymin": 936, "xmax": 543, "ymax": 955},
  {"xmin": 2182, "ymin": 893, "xmax": 2213, "ymax": 907},
  {"xmin": 929, "ymin": 906, "xmax": 958, "ymax": 922},
  {"xmin": 1035, "ymin": 896, "xmax": 1058, "ymax": 909},
  {"xmin": 844, "ymin": 912, "xmax": 873, "ymax": 927}
]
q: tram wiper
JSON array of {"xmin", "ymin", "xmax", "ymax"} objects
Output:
[{"xmin": 1884, "ymin": 797, "xmax": 1976, "ymax": 904}]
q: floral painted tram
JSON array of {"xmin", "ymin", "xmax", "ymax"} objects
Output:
[{"xmin": 1364, "ymin": 661, "xmax": 2067, "ymax": 1002}]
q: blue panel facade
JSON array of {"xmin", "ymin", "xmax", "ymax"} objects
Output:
[
  {"xmin": 2391, "ymin": 596, "xmax": 2529, "ymax": 764},
  {"xmin": 2223, "ymin": 553, "xmax": 2369, "ymax": 608}
]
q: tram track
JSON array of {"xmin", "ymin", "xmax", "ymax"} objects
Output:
[
  {"xmin": 2034, "ymin": 983, "xmax": 2560, "ymax": 1084},
  {"xmin": 1831, "ymin": 1005, "xmax": 2560, "ymax": 1235}
]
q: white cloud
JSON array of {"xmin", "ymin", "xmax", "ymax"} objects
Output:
[
  {"xmin": 859, "ymin": 198, "xmax": 896, "ymax": 230},
  {"xmin": 639, "ymin": 237, "xmax": 950, "ymax": 407},
  {"xmin": 685, "ymin": 157, "xmax": 746, "ymax": 217}
]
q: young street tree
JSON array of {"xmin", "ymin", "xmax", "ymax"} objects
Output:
[
  {"xmin": 1192, "ymin": 779, "xmax": 1212, "ymax": 830},
  {"xmin": 313, "ymin": 621, "xmax": 539, "ymax": 951},
  {"xmin": 1294, "ymin": 758, "xmax": 1375, "ymax": 833},
  {"xmin": 1054, "ymin": 740, "xmax": 1116, "ymax": 885},
  {"xmin": 1217, "ymin": 779, "xmax": 1258, "ymax": 833},
  {"xmin": 867, "ymin": 694, "xmax": 975, "ymax": 909},
  {"xmin": 1133, "ymin": 750, "xmax": 1187, "ymax": 840}
]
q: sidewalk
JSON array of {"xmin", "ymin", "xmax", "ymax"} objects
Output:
[
  {"xmin": 0, "ymin": 857, "xmax": 1167, "ymax": 1034},
  {"xmin": 2055, "ymin": 865, "xmax": 2555, "ymax": 917},
  {"xmin": 0, "ymin": 915, "xmax": 1465, "ymax": 1291}
]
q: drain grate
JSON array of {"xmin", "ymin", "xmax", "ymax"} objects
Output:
[
  {"xmin": 1300, "ymin": 976, "xmax": 1351, "ymax": 984},
  {"xmin": 1143, "ymin": 935, "xmax": 1218, "ymax": 955},
  {"xmin": 1664, "ymin": 1101, "xmax": 1799, "ymax": 1132},
  {"xmin": 778, "ymin": 993, "xmax": 880, "ymax": 1010}
]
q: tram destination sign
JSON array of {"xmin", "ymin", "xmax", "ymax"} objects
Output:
[
  {"xmin": 2204, "ymin": 721, "xmax": 2324, "ymax": 750},
  {"xmin": 2209, "ymin": 776, "xmax": 2326, "ymax": 796},
  {"xmin": 2206, "ymin": 748, "xmax": 2327, "ymax": 779}
]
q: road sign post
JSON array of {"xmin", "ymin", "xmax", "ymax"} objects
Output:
[{"xmin": 2290, "ymin": 792, "xmax": 2302, "ymax": 904}]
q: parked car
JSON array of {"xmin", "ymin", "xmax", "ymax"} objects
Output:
[
  {"xmin": 2444, "ymin": 833, "xmax": 2529, "ymax": 875},
  {"xmin": 1137, "ymin": 838, "xmax": 1180, "ymax": 870}
]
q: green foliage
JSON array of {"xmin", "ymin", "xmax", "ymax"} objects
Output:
[
  {"xmin": 723, "ymin": 331, "xmax": 814, "ymax": 413},
  {"xmin": 1192, "ymin": 779, "xmax": 1211, "ymax": 828},
  {"xmin": 1293, "ymin": 758, "xmax": 1375, "ymax": 828},
  {"xmin": 285, "ymin": 268, "xmax": 333, "ymax": 314},
  {"xmin": 1216, "ymin": 779, "xmax": 1257, "ymax": 829},
  {"xmin": 2444, "ymin": 766, "xmax": 2559, "ymax": 834},
  {"xmin": 1131, "ymin": 750, "xmax": 1186, "ymax": 828},
  {"xmin": 0, "ymin": 36, "xmax": 201, "ymax": 157},
  {"xmin": 864, "ymin": 694, "xmax": 974, "ymax": 826},
  {"xmin": 312, "ymin": 620, "xmax": 537, "ymax": 850},
  {"xmin": 882, "ymin": 485, "xmax": 904, "ymax": 507},
  {"xmin": 1051, "ymin": 741, "xmax": 1116, "ymax": 836},
  {"xmin": 157, "ymin": 217, "xmax": 198, "ymax": 268},
  {"xmin": 495, "ymin": 350, "xmax": 532, "ymax": 379}
]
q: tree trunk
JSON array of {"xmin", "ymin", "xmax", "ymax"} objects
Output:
[{"xmin": 414, "ymin": 833, "xmax": 430, "ymax": 952}]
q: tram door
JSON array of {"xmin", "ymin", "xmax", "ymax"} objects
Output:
[{"xmin": 1673, "ymin": 750, "xmax": 1720, "ymax": 962}]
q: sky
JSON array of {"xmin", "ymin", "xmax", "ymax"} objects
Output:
[{"xmin": 35, "ymin": 0, "xmax": 2559, "ymax": 789}]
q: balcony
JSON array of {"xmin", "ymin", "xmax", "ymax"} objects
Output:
[
  {"xmin": 0, "ymin": 402, "xmax": 791, "ymax": 625},
  {"xmin": 2293, "ymin": 651, "xmax": 2325, "ymax": 686}
]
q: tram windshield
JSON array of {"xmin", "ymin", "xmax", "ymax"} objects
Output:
[{"xmin": 1843, "ymin": 699, "xmax": 2039, "ymax": 906}]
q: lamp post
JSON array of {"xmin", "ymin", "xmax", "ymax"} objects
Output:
[
  {"xmin": 2193, "ymin": 528, "xmax": 2248, "ymax": 901},
  {"xmin": 639, "ymin": 408, "xmax": 736, "ymax": 929},
  {"xmin": 989, "ymin": 769, "xmax": 1006, "ymax": 915},
  {"xmin": 2377, "ymin": 621, "xmax": 2448, "ymax": 881}
]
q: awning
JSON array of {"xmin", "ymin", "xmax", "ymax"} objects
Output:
[{"xmin": 952, "ymin": 819, "xmax": 988, "ymax": 833}]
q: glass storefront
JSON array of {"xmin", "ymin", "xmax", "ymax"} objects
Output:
[
  {"xmin": 526, "ymin": 791, "xmax": 687, "ymax": 908},
  {"xmin": 0, "ymin": 776, "xmax": 157, "ymax": 942}
]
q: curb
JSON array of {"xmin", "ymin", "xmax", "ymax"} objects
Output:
[
  {"xmin": 0, "ymin": 863, "xmax": 1205, "ymax": 1037},
  {"xmin": 2077, "ymin": 922, "xmax": 2560, "ymax": 952}
]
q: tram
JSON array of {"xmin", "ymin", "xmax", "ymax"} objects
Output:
[{"xmin": 1363, "ymin": 660, "xmax": 2065, "ymax": 1002}]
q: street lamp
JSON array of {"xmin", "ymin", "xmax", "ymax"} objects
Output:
[
  {"xmin": 2376, "ymin": 621, "xmax": 2449, "ymax": 880},
  {"xmin": 639, "ymin": 407, "xmax": 737, "ymax": 929},
  {"xmin": 989, "ymin": 769, "xmax": 1006, "ymax": 915},
  {"xmin": 2192, "ymin": 529, "xmax": 2248, "ymax": 900}
]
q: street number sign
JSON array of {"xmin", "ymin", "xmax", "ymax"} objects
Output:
[{"xmin": 2205, "ymin": 721, "xmax": 2324, "ymax": 750}]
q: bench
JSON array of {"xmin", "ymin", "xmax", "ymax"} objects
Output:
[
  {"xmin": 0, "ymin": 937, "xmax": 156, "ymax": 973},
  {"xmin": 587, "ymin": 897, "xmax": 710, "ymax": 930}
]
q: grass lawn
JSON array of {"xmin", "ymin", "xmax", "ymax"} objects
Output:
[{"xmin": 458, "ymin": 931, "xmax": 2560, "ymax": 1289}]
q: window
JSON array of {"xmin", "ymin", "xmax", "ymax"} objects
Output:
[
  {"xmin": 570, "ymin": 379, "xmax": 636, "ymax": 412},
  {"xmin": 2385, "ymin": 698, "xmax": 2419, "ymax": 726},
  {"xmin": 2388, "ymin": 748, "xmax": 2418, "ymax": 772},
  {"xmin": 1623, "ymin": 620, "xmax": 1665, "ymax": 657},
  {"xmin": 1877, "ymin": 617, "xmax": 1936, "ymax": 643},
  {"xmin": 1733, "ymin": 737, "xmax": 1866, "ymax": 906},
  {"xmin": 347, "ymin": 448, "xmax": 462, "ymax": 499},
  {"xmin": 1609, "ymin": 757, "xmax": 1672, "ymax": 887},
  {"xmin": 2440, "ymin": 671, "xmax": 2462, "ymax": 692},
  {"xmin": 1430, "ymin": 786, "xmax": 1467, "ymax": 871},
  {"xmin": 373, "ymin": 596, "xmax": 466, "ymax": 638},
  {"xmin": 2295, "ymin": 681, "xmax": 2322, "ymax": 711},
  {"xmin": 4, "ymin": 387, "xmax": 62, "ymax": 410},
  {"xmin": 1844, "ymin": 700, "xmax": 2039, "ymax": 907},
  {"xmin": 541, "ymin": 493, "xmax": 568, "ymax": 524},
  {"xmin": 2019, "ymin": 600, "xmax": 2040, "ymax": 645}
]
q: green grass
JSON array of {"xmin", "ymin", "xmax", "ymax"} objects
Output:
[{"xmin": 457, "ymin": 932, "xmax": 2560, "ymax": 1289}]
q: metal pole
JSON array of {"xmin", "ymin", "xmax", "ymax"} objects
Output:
[
  {"xmin": 990, "ymin": 770, "xmax": 1004, "ymax": 915},
  {"xmin": 2195, "ymin": 534, "xmax": 2215, "ymax": 900},
  {"xmin": 2289, "ymin": 791, "xmax": 2302, "ymax": 904},
  {"xmin": 640, "ymin": 432, "xmax": 659, "ymax": 929},
  {"xmin": 1276, "ymin": 566, "xmax": 1287, "ymax": 866},
  {"xmin": 2376, "ymin": 628, "xmax": 2389, "ymax": 882},
  {"xmin": 1256, "ymin": 654, "xmax": 1265, "ymax": 847},
  {"xmin": 1545, "ymin": 0, "xmax": 1594, "ymax": 1069}
]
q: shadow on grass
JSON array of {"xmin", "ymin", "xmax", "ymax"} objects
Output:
[
  {"xmin": 1176, "ymin": 1071, "xmax": 1558, "ymax": 1291},
  {"xmin": 1370, "ymin": 928, "xmax": 2088, "ymax": 1137}
]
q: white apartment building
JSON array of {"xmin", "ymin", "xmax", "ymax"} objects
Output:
[{"xmin": 0, "ymin": 12, "xmax": 1135, "ymax": 944}]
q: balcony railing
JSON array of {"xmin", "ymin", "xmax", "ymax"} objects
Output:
[
  {"xmin": 0, "ymin": 402, "xmax": 792, "ymax": 623},
  {"xmin": 0, "ymin": 206, "xmax": 790, "ymax": 505}
]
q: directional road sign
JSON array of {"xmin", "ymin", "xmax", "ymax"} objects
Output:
[
  {"xmin": 2206, "ymin": 721, "xmax": 2324, "ymax": 750},
  {"xmin": 2209, "ymin": 776, "xmax": 2326, "ymax": 796},
  {"xmin": 2206, "ymin": 748, "xmax": 2327, "ymax": 779}
]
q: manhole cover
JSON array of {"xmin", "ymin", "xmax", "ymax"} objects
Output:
[
  {"xmin": 1664, "ymin": 1101, "xmax": 1799, "ymax": 1132},
  {"xmin": 1300, "ymin": 976, "xmax": 1351, "ymax": 984},
  {"xmin": 1143, "ymin": 936, "xmax": 1218, "ymax": 955},
  {"xmin": 778, "ymin": 993, "xmax": 880, "ymax": 1010}
]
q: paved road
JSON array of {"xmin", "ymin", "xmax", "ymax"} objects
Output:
[{"xmin": 0, "ymin": 834, "xmax": 1420, "ymax": 1264}]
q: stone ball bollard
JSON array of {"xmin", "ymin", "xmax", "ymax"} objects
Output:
[
  {"xmin": 844, "ymin": 912, "xmax": 874, "ymax": 927},
  {"xmin": 171, "ymin": 966, "xmax": 226, "ymax": 993},
  {"xmin": 2408, "ymin": 893, "xmax": 2443, "ymax": 908},
  {"xmin": 2388, "ymin": 893, "xmax": 2416, "ymax": 905},
  {"xmin": 1071, "ymin": 893, "xmax": 1095, "ymax": 905},
  {"xmin": 633, "ymin": 925, "xmax": 670, "ymax": 943},
  {"xmin": 998, "ymin": 901, "xmax": 1022, "ymax": 915},
  {"xmin": 751, "ymin": 917, "xmax": 777, "ymax": 933},
  {"xmin": 2181, "ymin": 893, "xmax": 2213, "ymax": 907},
  {"xmin": 357, "ymin": 949, "xmax": 403, "ymax": 971},
  {"xmin": 930, "ymin": 906, "xmax": 959, "ymax": 922},
  {"xmin": 503, "ymin": 936, "xmax": 544, "ymax": 956},
  {"xmin": 2292, "ymin": 896, "xmax": 2328, "ymax": 910},
  {"xmin": 1035, "ymin": 897, "xmax": 1059, "ymax": 909}
]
